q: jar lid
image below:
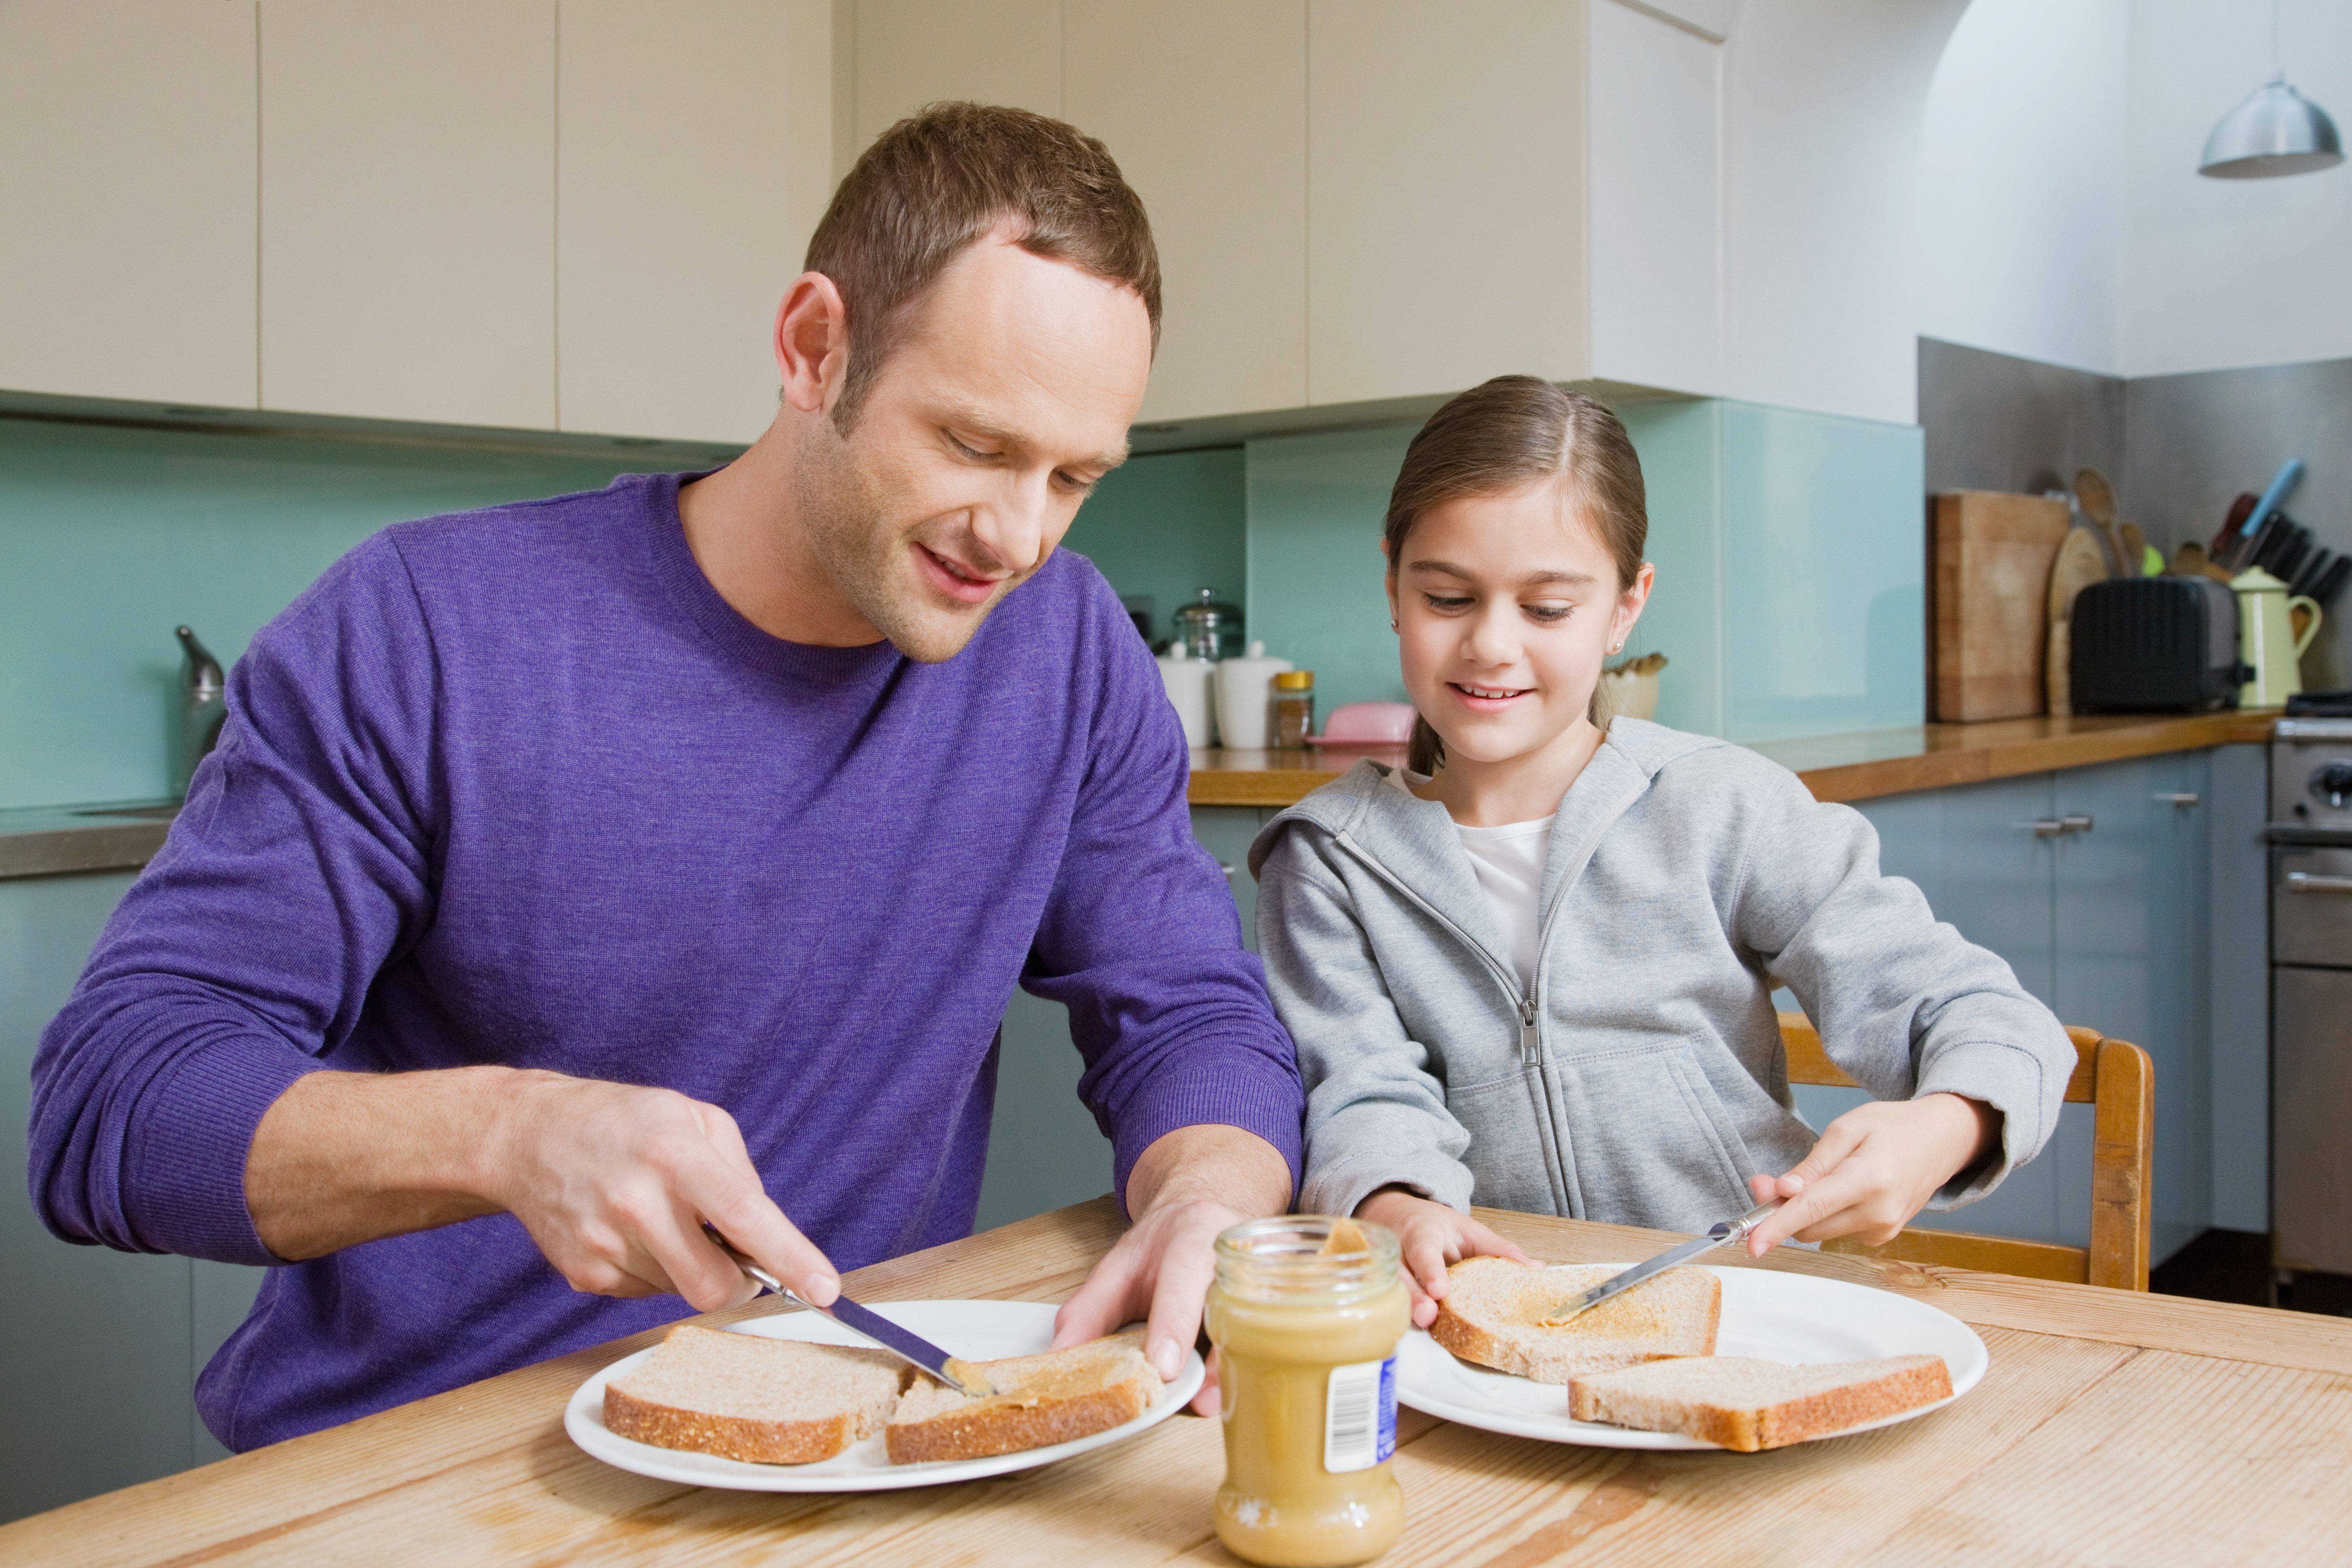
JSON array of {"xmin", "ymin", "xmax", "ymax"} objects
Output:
[{"xmin": 1273, "ymin": 670, "xmax": 1314, "ymax": 689}]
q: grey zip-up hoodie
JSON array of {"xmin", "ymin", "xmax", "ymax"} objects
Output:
[{"xmin": 1248, "ymin": 718, "xmax": 2074, "ymax": 1235}]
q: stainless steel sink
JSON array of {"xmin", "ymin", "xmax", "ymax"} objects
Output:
[{"xmin": 71, "ymin": 803, "xmax": 181, "ymax": 821}]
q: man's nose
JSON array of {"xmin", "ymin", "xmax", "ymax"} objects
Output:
[{"xmin": 970, "ymin": 470, "xmax": 1055, "ymax": 577}]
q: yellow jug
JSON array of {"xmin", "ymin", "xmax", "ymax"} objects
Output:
[{"xmin": 2232, "ymin": 566, "xmax": 2322, "ymax": 708}]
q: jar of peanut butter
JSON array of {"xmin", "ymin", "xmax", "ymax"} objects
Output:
[{"xmin": 1206, "ymin": 1216, "xmax": 1410, "ymax": 1566}]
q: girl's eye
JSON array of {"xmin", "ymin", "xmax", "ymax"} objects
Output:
[
  {"xmin": 1524, "ymin": 604, "xmax": 1572, "ymax": 624},
  {"xmin": 1422, "ymin": 594, "xmax": 1474, "ymax": 613}
]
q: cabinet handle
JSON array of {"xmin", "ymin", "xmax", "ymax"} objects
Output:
[
  {"xmin": 2060, "ymin": 814, "xmax": 2094, "ymax": 834},
  {"xmin": 1218, "ymin": 862, "xmax": 1237, "ymax": 881},
  {"xmin": 2285, "ymin": 870, "xmax": 2352, "ymax": 894},
  {"xmin": 2029, "ymin": 818, "xmax": 2067, "ymax": 838},
  {"xmin": 2155, "ymin": 792, "xmax": 2202, "ymax": 806}
]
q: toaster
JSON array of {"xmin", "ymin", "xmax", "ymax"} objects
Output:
[{"xmin": 2068, "ymin": 577, "xmax": 2244, "ymax": 713}]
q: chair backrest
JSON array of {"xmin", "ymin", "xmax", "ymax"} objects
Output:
[{"xmin": 1776, "ymin": 1012, "xmax": 2154, "ymax": 1291}]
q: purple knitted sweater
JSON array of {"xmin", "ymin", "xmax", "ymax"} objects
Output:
[{"xmin": 29, "ymin": 472, "xmax": 1301, "ymax": 1449}]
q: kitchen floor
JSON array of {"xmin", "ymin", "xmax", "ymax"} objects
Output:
[{"xmin": 2151, "ymin": 1228, "xmax": 2352, "ymax": 1316}]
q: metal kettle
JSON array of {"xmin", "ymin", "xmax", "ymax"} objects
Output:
[
  {"xmin": 2232, "ymin": 567, "xmax": 2323, "ymax": 708},
  {"xmin": 172, "ymin": 625, "xmax": 227, "ymax": 797}
]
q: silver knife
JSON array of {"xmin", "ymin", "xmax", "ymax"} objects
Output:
[
  {"xmin": 704, "ymin": 1228, "xmax": 995, "ymax": 1397},
  {"xmin": 1540, "ymin": 1200, "xmax": 1781, "ymax": 1326}
]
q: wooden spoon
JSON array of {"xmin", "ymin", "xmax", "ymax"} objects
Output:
[{"xmin": 2075, "ymin": 468, "xmax": 2128, "ymax": 579}]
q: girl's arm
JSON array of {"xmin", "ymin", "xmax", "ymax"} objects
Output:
[
  {"xmin": 1256, "ymin": 831, "xmax": 1527, "ymax": 1318},
  {"xmin": 1710, "ymin": 759, "xmax": 2076, "ymax": 1253}
]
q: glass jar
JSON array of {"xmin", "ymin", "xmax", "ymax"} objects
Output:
[
  {"xmin": 1271, "ymin": 670, "xmax": 1316, "ymax": 748},
  {"xmin": 1206, "ymin": 1217, "xmax": 1410, "ymax": 1567},
  {"xmin": 1173, "ymin": 587, "xmax": 1244, "ymax": 662}
]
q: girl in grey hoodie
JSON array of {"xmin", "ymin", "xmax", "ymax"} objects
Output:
[{"xmin": 1250, "ymin": 377, "xmax": 2076, "ymax": 1330}]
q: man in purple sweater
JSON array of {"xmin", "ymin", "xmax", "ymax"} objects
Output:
[{"xmin": 30, "ymin": 105, "xmax": 1301, "ymax": 1449}]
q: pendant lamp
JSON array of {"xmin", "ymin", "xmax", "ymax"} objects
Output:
[{"xmin": 2200, "ymin": 1, "xmax": 2342, "ymax": 179}]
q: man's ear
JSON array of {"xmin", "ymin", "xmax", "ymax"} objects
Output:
[{"xmin": 773, "ymin": 271, "xmax": 849, "ymax": 417}]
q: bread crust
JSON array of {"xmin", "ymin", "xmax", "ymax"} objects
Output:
[
  {"xmin": 604, "ymin": 1384, "xmax": 869, "ymax": 1465},
  {"xmin": 883, "ymin": 1371, "xmax": 1155, "ymax": 1465},
  {"xmin": 1567, "ymin": 1354, "xmax": 1954, "ymax": 1451}
]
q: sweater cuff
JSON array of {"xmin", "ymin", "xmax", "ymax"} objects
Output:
[
  {"xmin": 1916, "ymin": 1038, "xmax": 2051, "ymax": 1210},
  {"xmin": 1110, "ymin": 1042, "xmax": 1304, "ymax": 1217},
  {"xmin": 1303, "ymin": 1146, "xmax": 1476, "ymax": 1222},
  {"xmin": 130, "ymin": 1034, "xmax": 324, "ymax": 1266}
]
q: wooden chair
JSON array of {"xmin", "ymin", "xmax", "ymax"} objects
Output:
[{"xmin": 1776, "ymin": 1012, "xmax": 2154, "ymax": 1291}]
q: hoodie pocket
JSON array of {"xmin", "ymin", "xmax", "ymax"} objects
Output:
[
  {"xmin": 1445, "ymin": 1068, "xmax": 1563, "ymax": 1214},
  {"xmin": 1545, "ymin": 1041, "xmax": 1757, "ymax": 1232}
]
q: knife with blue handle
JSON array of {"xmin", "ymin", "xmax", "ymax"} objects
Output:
[
  {"xmin": 1539, "ymin": 1200, "xmax": 1781, "ymax": 1326},
  {"xmin": 704, "ymin": 1226, "xmax": 995, "ymax": 1397}
]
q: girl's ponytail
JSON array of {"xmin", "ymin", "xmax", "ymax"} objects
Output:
[{"xmin": 1383, "ymin": 376, "xmax": 1648, "ymax": 776}]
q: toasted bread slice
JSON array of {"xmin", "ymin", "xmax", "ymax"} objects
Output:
[
  {"xmin": 1568, "ymin": 1353, "xmax": 1954, "ymax": 1451},
  {"xmin": 604, "ymin": 1324, "xmax": 912, "ymax": 1465},
  {"xmin": 885, "ymin": 1330, "xmax": 1162, "ymax": 1465},
  {"xmin": 1429, "ymin": 1258, "xmax": 1720, "ymax": 1383}
]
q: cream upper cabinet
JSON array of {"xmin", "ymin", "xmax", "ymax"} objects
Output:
[
  {"xmin": 1587, "ymin": 0, "xmax": 1723, "ymax": 397},
  {"xmin": 1307, "ymin": 0, "xmax": 1590, "ymax": 408},
  {"xmin": 260, "ymin": 0, "xmax": 557, "ymax": 429},
  {"xmin": 850, "ymin": 0, "xmax": 1062, "ymax": 146},
  {"xmin": 556, "ymin": 0, "xmax": 832, "ymax": 444},
  {"xmin": 0, "ymin": 2, "xmax": 258, "ymax": 410},
  {"xmin": 1065, "ymin": 2, "xmax": 1308, "ymax": 424}
]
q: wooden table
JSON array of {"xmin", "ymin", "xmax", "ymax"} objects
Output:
[{"xmin": 10, "ymin": 1199, "xmax": 2349, "ymax": 1565}]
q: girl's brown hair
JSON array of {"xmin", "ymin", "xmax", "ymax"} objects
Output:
[{"xmin": 1382, "ymin": 376, "xmax": 1648, "ymax": 776}]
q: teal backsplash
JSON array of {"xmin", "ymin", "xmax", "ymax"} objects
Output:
[{"xmin": 3, "ymin": 393, "xmax": 1917, "ymax": 809}]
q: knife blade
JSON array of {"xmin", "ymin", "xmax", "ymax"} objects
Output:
[
  {"xmin": 1539, "ymin": 1200, "xmax": 1781, "ymax": 1326},
  {"xmin": 704, "ymin": 1228, "xmax": 994, "ymax": 1397}
]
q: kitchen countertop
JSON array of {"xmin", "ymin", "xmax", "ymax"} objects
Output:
[
  {"xmin": 1190, "ymin": 709, "xmax": 2281, "ymax": 809},
  {"xmin": 0, "ymin": 799, "xmax": 177, "ymax": 879},
  {"xmin": 9, "ymin": 1196, "xmax": 2343, "ymax": 1563}
]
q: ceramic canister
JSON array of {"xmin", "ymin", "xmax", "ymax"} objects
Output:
[
  {"xmin": 1156, "ymin": 643, "xmax": 1218, "ymax": 747},
  {"xmin": 1212, "ymin": 641, "xmax": 1295, "ymax": 750}
]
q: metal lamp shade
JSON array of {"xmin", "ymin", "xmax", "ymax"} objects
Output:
[{"xmin": 2200, "ymin": 71, "xmax": 2344, "ymax": 179}]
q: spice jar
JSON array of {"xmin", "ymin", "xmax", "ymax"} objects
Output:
[
  {"xmin": 1271, "ymin": 670, "xmax": 1316, "ymax": 748},
  {"xmin": 1206, "ymin": 1217, "xmax": 1410, "ymax": 1567}
]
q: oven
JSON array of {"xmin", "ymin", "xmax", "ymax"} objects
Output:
[{"xmin": 2268, "ymin": 717, "xmax": 2352, "ymax": 1276}]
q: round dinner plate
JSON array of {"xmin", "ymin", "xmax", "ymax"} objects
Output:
[
  {"xmin": 565, "ymin": 1299, "xmax": 1205, "ymax": 1491},
  {"xmin": 1396, "ymin": 1263, "xmax": 1988, "ymax": 1451}
]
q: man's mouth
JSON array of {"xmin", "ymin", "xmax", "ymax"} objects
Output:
[
  {"xmin": 1448, "ymin": 681, "xmax": 1532, "ymax": 710},
  {"xmin": 914, "ymin": 543, "xmax": 1005, "ymax": 607}
]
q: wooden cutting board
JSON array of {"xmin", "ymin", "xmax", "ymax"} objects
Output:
[
  {"xmin": 1931, "ymin": 491, "xmax": 2073, "ymax": 721},
  {"xmin": 2045, "ymin": 527, "xmax": 2111, "ymax": 717}
]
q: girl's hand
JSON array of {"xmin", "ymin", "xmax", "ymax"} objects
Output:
[
  {"xmin": 1743, "ymin": 1093, "xmax": 1999, "ymax": 1256},
  {"xmin": 1355, "ymin": 1187, "xmax": 1531, "ymax": 1328}
]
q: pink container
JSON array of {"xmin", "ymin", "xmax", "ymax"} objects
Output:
[{"xmin": 1306, "ymin": 701, "xmax": 1417, "ymax": 748}]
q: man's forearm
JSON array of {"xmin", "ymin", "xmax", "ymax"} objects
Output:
[
  {"xmin": 244, "ymin": 1067, "xmax": 513, "ymax": 1259},
  {"xmin": 1124, "ymin": 1123, "xmax": 1293, "ymax": 1221}
]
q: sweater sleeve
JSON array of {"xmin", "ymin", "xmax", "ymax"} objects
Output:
[
  {"xmin": 1721, "ymin": 758, "xmax": 2075, "ymax": 1207},
  {"xmin": 28, "ymin": 535, "xmax": 443, "ymax": 1264},
  {"xmin": 1254, "ymin": 830, "xmax": 1477, "ymax": 1219},
  {"xmin": 1018, "ymin": 578, "xmax": 1304, "ymax": 1212}
]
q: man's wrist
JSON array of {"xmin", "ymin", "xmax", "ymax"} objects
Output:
[{"xmin": 1125, "ymin": 1124, "xmax": 1290, "ymax": 1220}]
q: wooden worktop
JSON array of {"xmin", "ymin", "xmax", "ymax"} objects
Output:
[
  {"xmin": 1190, "ymin": 709, "xmax": 2279, "ymax": 809},
  {"xmin": 12, "ymin": 1197, "xmax": 2345, "ymax": 1564}
]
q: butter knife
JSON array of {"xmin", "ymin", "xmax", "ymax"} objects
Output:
[
  {"xmin": 705, "ymin": 1228, "xmax": 995, "ymax": 1398},
  {"xmin": 1540, "ymin": 1200, "xmax": 1781, "ymax": 1326}
]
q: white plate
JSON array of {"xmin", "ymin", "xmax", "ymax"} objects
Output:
[
  {"xmin": 1398, "ymin": 1263, "xmax": 1987, "ymax": 1451},
  {"xmin": 565, "ymin": 1299, "xmax": 1204, "ymax": 1490}
]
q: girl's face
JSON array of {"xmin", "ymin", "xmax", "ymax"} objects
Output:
[{"xmin": 1387, "ymin": 479, "xmax": 1653, "ymax": 770}]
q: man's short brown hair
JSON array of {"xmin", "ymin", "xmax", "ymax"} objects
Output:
[{"xmin": 805, "ymin": 101, "xmax": 1162, "ymax": 431}]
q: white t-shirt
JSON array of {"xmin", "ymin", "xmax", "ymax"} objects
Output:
[{"xmin": 1387, "ymin": 771, "xmax": 1554, "ymax": 990}]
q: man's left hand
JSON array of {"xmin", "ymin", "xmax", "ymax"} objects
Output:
[{"xmin": 1050, "ymin": 1125, "xmax": 1292, "ymax": 1416}]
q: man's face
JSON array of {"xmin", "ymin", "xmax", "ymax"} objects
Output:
[{"xmin": 792, "ymin": 236, "xmax": 1152, "ymax": 663}]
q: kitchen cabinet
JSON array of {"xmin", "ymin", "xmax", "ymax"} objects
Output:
[
  {"xmin": 260, "ymin": 0, "xmax": 557, "ymax": 429},
  {"xmin": 0, "ymin": 2, "xmax": 258, "ymax": 410},
  {"xmin": 555, "ymin": 1, "xmax": 832, "ymax": 445},
  {"xmin": 849, "ymin": 0, "xmax": 1061, "ymax": 149},
  {"xmin": 1063, "ymin": 2, "xmax": 1308, "ymax": 424},
  {"xmin": 0, "ymin": 872, "xmax": 263, "ymax": 1525}
]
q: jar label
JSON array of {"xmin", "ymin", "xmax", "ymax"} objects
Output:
[{"xmin": 1322, "ymin": 1356, "xmax": 1397, "ymax": 1473}]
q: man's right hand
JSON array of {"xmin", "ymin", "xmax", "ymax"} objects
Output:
[{"xmin": 245, "ymin": 1066, "xmax": 838, "ymax": 1315}]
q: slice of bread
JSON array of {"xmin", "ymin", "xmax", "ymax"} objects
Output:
[
  {"xmin": 604, "ymin": 1324, "xmax": 912, "ymax": 1465},
  {"xmin": 1429, "ymin": 1258, "xmax": 1721, "ymax": 1384},
  {"xmin": 1568, "ymin": 1353, "xmax": 1954, "ymax": 1451},
  {"xmin": 885, "ymin": 1330, "xmax": 1162, "ymax": 1465}
]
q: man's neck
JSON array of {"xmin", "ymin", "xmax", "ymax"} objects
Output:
[{"xmin": 676, "ymin": 427, "xmax": 882, "ymax": 647}]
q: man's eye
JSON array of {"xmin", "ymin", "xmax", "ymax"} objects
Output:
[
  {"xmin": 1423, "ymin": 594, "xmax": 1474, "ymax": 612},
  {"xmin": 949, "ymin": 434, "xmax": 996, "ymax": 460},
  {"xmin": 1053, "ymin": 470, "xmax": 1096, "ymax": 496},
  {"xmin": 1525, "ymin": 604, "xmax": 1572, "ymax": 623}
]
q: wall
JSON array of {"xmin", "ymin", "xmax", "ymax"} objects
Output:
[
  {"xmin": 2125, "ymin": 0, "xmax": 2352, "ymax": 379},
  {"xmin": 1241, "ymin": 396, "xmax": 1925, "ymax": 743},
  {"xmin": 1061, "ymin": 446, "xmax": 1248, "ymax": 649},
  {"xmin": 1918, "ymin": 337, "xmax": 2126, "ymax": 499},
  {"xmin": 1914, "ymin": 0, "xmax": 2128, "ymax": 376}
]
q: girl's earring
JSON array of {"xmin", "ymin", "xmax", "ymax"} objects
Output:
[{"xmin": 1389, "ymin": 617, "xmax": 1399, "ymax": 632}]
